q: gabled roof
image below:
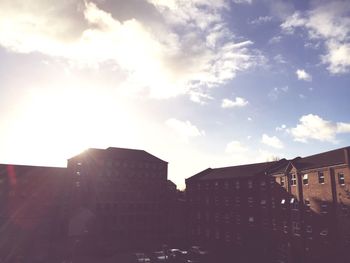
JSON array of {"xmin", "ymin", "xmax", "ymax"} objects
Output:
[
  {"xmin": 268, "ymin": 147, "xmax": 349, "ymax": 176},
  {"xmin": 293, "ymin": 146, "xmax": 349, "ymax": 170},
  {"xmin": 187, "ymin": 161, "xmax": 277, "ymax": 181},
  {"xmin": 69, "ymin": 147, "xmax": 167, "ymax": 163}
]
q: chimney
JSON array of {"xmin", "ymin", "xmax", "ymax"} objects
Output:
[{"xmin": 344, "ymin": 148, "xmax": 349, "ymax": 166}]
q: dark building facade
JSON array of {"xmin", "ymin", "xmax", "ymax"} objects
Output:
[
  {"xmin": 66, "ymin": 147, "xmax": 169, "ymax": 254},
  {"xmin": 0, "ymin": 164, "xmax": 66, "ymax": 262},
  {"xmin": 186, "ymin": 147, "xmax": 350, "ymax": 263},
  {"xmin": 0, "ymin": 147, "xmax": 172, "ymax": 262}
]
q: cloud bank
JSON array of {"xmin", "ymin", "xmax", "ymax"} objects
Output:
[{"xmin": 0, "ymin": 0, "xmax": 262, "ymax": 101}]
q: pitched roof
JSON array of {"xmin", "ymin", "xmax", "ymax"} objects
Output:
[
  {"xmin": 186, "ymin": 146, "xmax": 350, "ymax": 181},
  {"xmin": 267, "ymin": 147, "xmax": 349, "ymax": 176},
  {"xmin": 69, "ymin": 147, "xmax": 167, "ymax": 163},
  {"xmin": 293, "ymin": 146, "xmax": 349, "ymax": 170},
  {"xmin": 187, "ymin": 161, "xmax": 277, "ymax": 181}
]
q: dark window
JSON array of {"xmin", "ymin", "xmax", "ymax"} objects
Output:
[
  {"xmin": 247, "ymin": 180, "xmax": 253, "ymax": 189},
  {"xmin": 302, "ymin": 174, "xmax": 308, "ymax": 185},
  {"xmin": 291, "ymin": 174, "xmax": 297, "ymax": 186},
  {"xmin": 293, "ymin": 221, "xmax": 301, "ymax": 236},
  {"xmin": 321, "ymin": 202, "xmax": 328, "ymax": 214},
  {"xmin": 235, "ymin": 181, "xmax": 240, "ymax": 190},
  {"xmin": 305, "ymin": 199, "xmax": 311, "ymax": 212},
  {"xmin": 318, "ymin": 172, "xmax": 325, "ymax": 184},
  {"xmin": 290, "ymin": 198, "xmax": 299, "ymax": 210},
  {"xmin": 248, "ymin": 197, "xmax": 254, "ymax": 207},
  {"xmin": 338, "ymin": 173, "xmax": 345, "ymax": 185}
]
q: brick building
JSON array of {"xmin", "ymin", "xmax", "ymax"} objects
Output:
[
  {"xmin": 66, "ymin": 147, "xmax": 169, "ymax": 253},
  {"xmin": 186, "ymin": 147, "xmax": 350, "ymax": 263}
]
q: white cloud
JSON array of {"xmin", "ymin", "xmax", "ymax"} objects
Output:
[
  {"xmin": 268, "ymin": 86, "xmax": 288, "ymax": 100},
  {"xmin": 296, "ymin": 69, "xmax": 312, "ymax": 81},
  {"xmin": 225, "ymin": 141, "xmax": 248, "ymax": 154},
  {"xmin": 232, "ymin": 0, "xmax": 252, "ymax": 4},
  {"xmin": 261, "ymin": 134, "xmax": 284, "ymax": 149},
  {"xmin": 247, "ymin": 117, "xmax": 252, "ymax": 121},
  {"xmin": 276, "ymin": 124, "xmax": 287, "ymax": 131},
  {"xmin": 221, "ymin": 97, "xmax": 248, "ymax": 108},
  {"xmin": 273, "ymin": 54, "xmax": 286, "ymax": 63},
  {"xmin": 165, "ymin": 118, "xmax": 205, "ymax": 140},
  {"xmin": 281, "ymin": 2, "xmax": 350, "ymax": 74},
  {"xmin": 289, "ymin": 114, "xmax": 350, "ymax": 143},
  {"xmin": 250, "ymin": 16, "xmax": 273, "ymax": 25},
  {"xmin": 269, "ymin": 35, "xmax": 282, "ymax": 44},
  {"xmin": 0, "ymin": 0, "xmax": 262, "ymax": 100}
]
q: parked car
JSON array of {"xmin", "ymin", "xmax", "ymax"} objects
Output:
[
  {"xmin": 151, "ymin": 251, "xmax": 169, "ymax": 262},
  {"xmin": 131, "ymin": 252, "xmax": 151, "ymax": 263},
  {"xmin": 168, "ymin": 249, "xmax": 188, "ymax": 263}
]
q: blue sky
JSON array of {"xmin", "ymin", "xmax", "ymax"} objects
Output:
[{"xmin": 0, "ymin": 0, "xmax": 350, "ymax": 189}]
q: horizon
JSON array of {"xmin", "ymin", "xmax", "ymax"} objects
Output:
[{"xmin": 0, "ymin": 0, "xmax": 350, "ymax": 189}]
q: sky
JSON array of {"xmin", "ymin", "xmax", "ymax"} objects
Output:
[{"xmin": 0, "ymin": 0, "xmax": 350, "ymax": 189}]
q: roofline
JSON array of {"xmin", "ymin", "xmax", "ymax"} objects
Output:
[
  {"xmin": 0, "ymin": 163, "xmax": 66, "ymax": 169},
  {"xmin": 67, "ymin": 147, "xmax": 168, "ymax": 163}
]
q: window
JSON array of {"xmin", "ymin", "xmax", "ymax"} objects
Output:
[
  {"xmin": 248, "ymin": 197, "xmax": 254, "ymax": 207},
  {"xmin": 283, "ymin": 221, "xmax": 288, "ymax": 233},
  {"xmin": 320, "ymin": 202, "xmax": 328, "ymax": 214},
  {"xmin": 318, "ymin": 172, "xmax": 325, "ymax": 184},
  {"xmin": 292, "ymin": 221, "xmax": 301, "ymax": 236},
  {"xmin": 224, "ymin": 198, "xmax": 229, "ymax": 207},
  {"xmin": 271, "ymin": 198, "xmax": 276, "ymax": 209},
  {"xmin": 235, "ymin": 181, "xmax": 240, "ymax": 190},
  {"xmin": 214, "ymin": 181, "xmax": 219, "ymax": 189},
  {"xmin": 215, "ymin": 229, "xmax": 220, "ymax": 239},
  {"xmin": 280, "ymin": 177, "xmax": 285, "ymax": 187},
  {"xmin": 306, "ymin": 225, "xmax": 312, "ymax": 234},
  {"xmin": 261, "ymin": 199, "xmax": 267, "ymax": 206},
  {"xmin": 247, "ymin": 180, "xmax": 253, "ymax": 189},
  {"xmin": 338, "ymin": 173, "xmax": 345, "ymax": 185},
  {"xmin": 305, "ymin": 199, "xmax": 311, "ymax": 212},
  {"xmin": 260, "ymin": 180, "xmax": 266, "ymax": 190},
  {"xmin": 224, "ymin": 181, "xmax": 229, "ymax": 189},
  {"xmin": 291, "ymin": 173, "xmax": 297, "ymax": 186},
  {"xmin": 225, "ymin": 232, "xmax": 230, "ymax": 243},
  {"xmin": 236, "ymin": 215, "xmax": 241, "ymax": 225},
  {"xmin": 215, "ymin": 213, "xmax": 219, "ymax": 222},
  {"xmin": 214, "ymin": 197, "xmax": 219, "ymax": 206},
  {"xmin": 272, "ymin": 219, "xmax": 277, "ymax": 231},
  {"xmin": 248, "ymin": 216, "xmax": 254, "ymax": 223},
  {"xmin": 302, "ymin": 174, "xmax": 308, "ymax": 185},
  {"xmin": 235, "ymin": 197, "xmax": 241, "ymax": 207},
  {"xmin": 290, "ymin": 198, "xmax": 299, "ymax": 210}
]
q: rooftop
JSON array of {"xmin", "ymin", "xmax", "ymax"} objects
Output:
[
  {"xmin": 69, "ymin": 147, "xmax": 167, "ymax": 163},
  {"xmin": 186, "ymin": 146, "xmax": 350, "ymax": 181}
]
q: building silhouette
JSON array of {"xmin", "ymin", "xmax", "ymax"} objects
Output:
[
  {"xmin": 0, "ymin": 147, "xmax": 180, "ymax": 262},
  {"xmin": 186, "ymin": 146, "xmax": 350, "ymax": 263}
]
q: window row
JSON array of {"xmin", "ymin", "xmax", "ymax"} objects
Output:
[{"xmin": 281, "ymin": 172, "xmax": 345, "ymax": 186}]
